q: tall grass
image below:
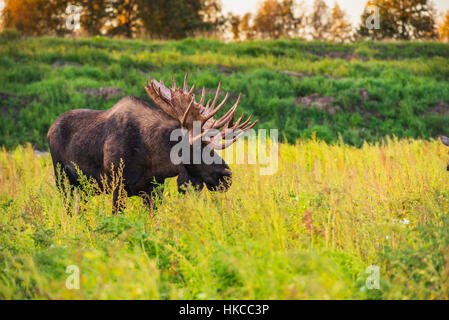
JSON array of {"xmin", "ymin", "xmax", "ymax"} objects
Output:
[{"xmin": 1, "ymin": 139, "xmax": 448, "ymax": 299}]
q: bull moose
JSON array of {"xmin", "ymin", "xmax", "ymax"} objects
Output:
[{"xmin": 47, "ymin": 74, "xmax": 257, "ymax": 212}]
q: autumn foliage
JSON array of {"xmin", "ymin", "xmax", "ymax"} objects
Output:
[{"xmin": 0, "ymin": 0, "xmax": 447, "ymax": 41}]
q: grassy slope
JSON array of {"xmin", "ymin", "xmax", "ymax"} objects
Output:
[
  {"xmin": 1, "ymin": 37, "xmax": 449, "ymax": 149},
  {"xmin": 1, "ymin": 37, "xmax": 449, "ymax": 299},
  {"xmin": 1, "ymin": 140, "xmax": 449, "ymax": 299}
]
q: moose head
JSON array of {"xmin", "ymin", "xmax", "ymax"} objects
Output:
[{"xmin": 144, "ymin": 74, "xmax": 257, "ymax": 193}]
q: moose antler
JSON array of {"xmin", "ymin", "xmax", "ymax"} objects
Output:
[{"xmin": 145, "ymin": 74, "xmax": 257, "ymax": 150}]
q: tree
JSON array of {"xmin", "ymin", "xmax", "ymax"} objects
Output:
[
  {"xmin": 2, "ymin": 0, "xmax": 41, "ymax": 35},
  {"xmin": 240, "ymin": 13, "xmax": 256, "ymax": 40},
  {"xmin": 358, "ymin": 0, "xmax": 437, "ymax": 40},
  {"xmin": 329, "ymin": 2, "xmax": 353, "ymax": 42},
  {"xmin": 76, "ymin": 0, "xmax": 112, "ymax": 36},
  {"xmin": 139, "ymin": 0, "xmax": 211, "ymax": 39},
  {"xmin": 199, "ymin": 0, "xmax": 226, "ymax": 36},
  {"xmin": 278, "ymin": 0, "xmax": 303, "ymax": 38},
  {"xmin": 106, "ymin": 0, "xmax": 141, "ymax": 38},
  {"xmin": 438, "ymin": 10, "xmax": 449, "ymax": 42},
  {"xmin": 2, "ymin": 0, "xmax": 70, "ymax": 36},
  {"xmin": 225, "ymin": 12, "xmax": 255, "ymax": 41},
  {"xmin": 1, "ymin": 0, "xmax": 223, "ymax": 39},
  {"xmin": 252, "ymin": 0, "xmax": 302, "ymax": 39},
  {"xmin": 227, "ymin": 13, "xmax": 241, "ymax": 41},
  {"xmin": 308, "ymin": 0, "xmax": 331, "ymax": 40}
]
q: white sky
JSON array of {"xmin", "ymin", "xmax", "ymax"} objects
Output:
[{"xmin": 222, "ymin": 0, "xmax": 449, "ymax": 25}]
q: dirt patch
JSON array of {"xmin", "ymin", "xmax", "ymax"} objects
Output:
[
  {"xmin": 282, "ymin": 70, "xmax": 314, "ymax": 78},
  {"xmin": 294, "ymin": 88, "xmax": 384, "ymax": 119},
  {"xmin": 217, "ymin": 65, "xmax": 235, "ymax": 76},
  {"xmin": 0, "ymin": 92, "xmax": 39, "ymax": 117},
  {"xmin": 52, "ymin": 61, "xmax": 82, "ymax": 68},
  {"xmin": 201, "ymin": 64, "xmax": 239, "ymax": 76},
  {"xmin": 327, "ymin": 51, "xmax": 368, "ymax": 61},
  {"xmin": 0, "ymin": 93, "xmax": 15, "ymax": 100},
  {"xmin": 140, "ymin": 67, "xmax": 156, "ymax": 75},
  {"xmin": 358, "ymin": 88, "xmax": 369, "ymax": 101},
  {"xmin": 294, "ymin": 93, "xmax": 341, "ymax": 115},
  {"xmin": 281, "ymin": 70, "xmax": 344, "ymax": 80},
  {"xmin": 314, "ymin": 51, "xmax": 369, "ymax": 61},
  {"xmin": 81, "ymin": 86, "xmax": 122, "ymax": 100},
  {"xmin": 350, "ymin": 88, "xmax": 384, "ymax": 120},
  {"xmin": 427, "ymin": 101, "xmax": 449, "ymax": 115}
]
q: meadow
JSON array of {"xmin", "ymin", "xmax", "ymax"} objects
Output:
[
  {"xmin": 1, "ymin": 139, "xmax": 449, "ymax": 299},
  {"xmin": 1, "ymin": 35, "xmax": 449, "ymax": 299},
  {"xmin": 1, "ymin": 35, "xmax": 449, "ymax": 149}
]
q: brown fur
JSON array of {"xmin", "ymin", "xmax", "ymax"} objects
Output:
[{"xmin": 48, "ymin": 96, "xmax": 231, "ymax": 213}]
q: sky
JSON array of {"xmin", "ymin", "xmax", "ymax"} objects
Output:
[{"xmin": 221, "ymin": 0, "xmax": 449, "ymax": 25}]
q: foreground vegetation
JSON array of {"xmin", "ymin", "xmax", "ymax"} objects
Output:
[
  {"xmin": 1, "ymin": 139, "xmax": 449, "ymax": 299},
  {"xmin": 1, "ymin": 36, "xmax": 449, "ymax": 300},
  {"xmin": 1, "ymin": 36, "xmax": 449, "ymax": 150}
]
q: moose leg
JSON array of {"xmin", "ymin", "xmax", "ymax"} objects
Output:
[
  {"xmin": 112, "ymin": 188, "xmax": 120, "ymax": 214},
  {"xmin": 137, "ymin": 181, "xmax": 165, "ymax": 212},
  {"xmin": 140, "ymin": 192, "xmax": 154, "ymax": 212},
  {"xmin": 59, "ymin": 181, "xmax": 76, "ymax": 215},
  {"xmin": 52, "ymin": 162, "xmax": 80, "ymax": 215}
]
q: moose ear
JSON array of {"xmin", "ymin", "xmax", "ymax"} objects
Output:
[{"xmin": 440, "ymin": 136, "xmax": 449, "ymax": 147}]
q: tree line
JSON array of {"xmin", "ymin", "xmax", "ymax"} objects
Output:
[
  {"xmin": 1, "ymin": 0, "xmax": 225, "ymax": 39},
  {"xmin": 1, "ymin": 0, "xmax": 449, "ymax": 42}
]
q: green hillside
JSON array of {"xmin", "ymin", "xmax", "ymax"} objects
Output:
[{"xmin": 1, "ymin": 36, "xmax": 449, "ymax": 149}]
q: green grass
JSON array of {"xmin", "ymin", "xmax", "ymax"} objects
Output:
[
  {"xmin": 1, "ymin": 139, "xmax": 449, "ymax": 299},
  {"xmin": 1, "ymin": 36, "xmax": 449, "ymax": 299},
  {"xmin": 1, "ymin": 36, "xmax": 449, "ymax": 149}
]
